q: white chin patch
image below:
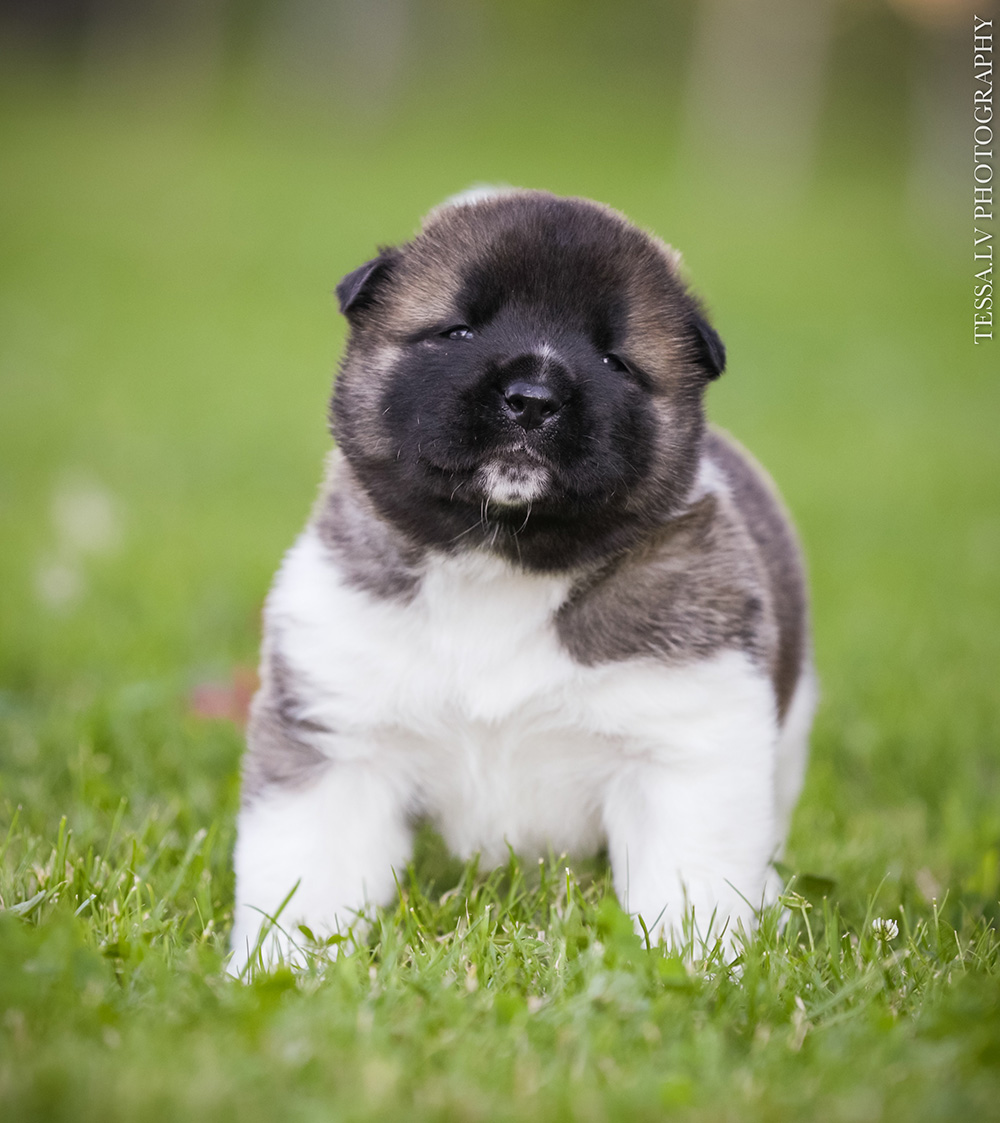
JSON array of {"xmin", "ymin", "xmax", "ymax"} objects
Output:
[{"xmin": 477, "ymin": 462, "xmax": 550, "ymax": 506}]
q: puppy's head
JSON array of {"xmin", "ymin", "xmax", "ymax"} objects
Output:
[{"xmin": 331, "ymin": 190, "xmax": 725, "ymax": 571}]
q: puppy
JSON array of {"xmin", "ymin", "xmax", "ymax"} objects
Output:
[{"xmin": 229, "ymin": 189, "xmax": 815, "ymax": 974}]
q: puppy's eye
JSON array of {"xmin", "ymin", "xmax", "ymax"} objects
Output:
[
  {"xmin": 602, "ymin": 354, "xmax": 629, "ymax": 374},
  {"xmin": 442, "ymin": 325, "xmax": 474, "ymax": 340}
]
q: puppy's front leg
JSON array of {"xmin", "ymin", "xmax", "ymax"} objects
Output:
[
  {"xmin": 603, "ymin": 702, "xmax": 779, "ymax": 954},
  {"xmin": 229, "ymin": 756, "xmax": 412, "ymax": 977}
]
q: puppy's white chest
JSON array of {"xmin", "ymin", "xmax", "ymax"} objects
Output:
[
  {"xmin": 412, "ymin": 550, "xmax": 578, "ymax": 722},
  {"xmin": 402, "ymin": 553, "xmax": 607, "ymax": 858},
  {"xmin": 271, "ymin": 531, "xmax": 606, "ymax": 858},
  {"xmin": 268, "ymin": 529, "xmax": 780, "ymax": 866},
  {"xmin": 275, "ymin": 530, "xmax": 578, "ymax": 723}
]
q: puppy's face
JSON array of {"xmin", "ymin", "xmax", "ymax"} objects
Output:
[{"xmin": 331, "ymin": 191, "xmax": 725, "ymax": 571}]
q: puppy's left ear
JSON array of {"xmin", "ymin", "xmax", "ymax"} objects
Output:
[
  {"xmin": 688, "ymin": 311, "xmax": 726, "ymax": 379},
  {"xmin": 336, "ymin": 249, "xmax": 400, "ymax": 317}
]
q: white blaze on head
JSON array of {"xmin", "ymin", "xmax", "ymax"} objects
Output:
[
  {"xmin": 423, "ymin": 184, "xmax": 522, "ymax": 229},
  {"xmin": 442, "ymin": 183, "xmax": 517, "ymax": 208},
  {"xmin": 536, "ymin": 341, "xmax": 557, "ymax": 363}
]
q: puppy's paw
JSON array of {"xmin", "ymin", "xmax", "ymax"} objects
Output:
[
  {"xmin": 227, "ymin": 913, "xmax": 364, "ymax": 980},
  {"xmin": 629, "ymin": 883, "xmax": 761, "ymax": 965}
]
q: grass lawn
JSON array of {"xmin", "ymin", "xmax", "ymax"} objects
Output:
[{"xmin": 1, "ymin": 64, "xmax": 998, "ymax": 1121}]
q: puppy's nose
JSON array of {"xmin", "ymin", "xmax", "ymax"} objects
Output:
[{"xmin": 502, "ymin": 381, "xmax": 563, "ymax": 430}]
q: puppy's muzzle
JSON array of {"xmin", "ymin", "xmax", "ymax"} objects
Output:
[
  {"xmin": 496, "ymin": 351, "xmax": 568, "ymax": 431},
  {"xmin": 502, "ymin": 380, "xmax": 563, "ymax": 430}
]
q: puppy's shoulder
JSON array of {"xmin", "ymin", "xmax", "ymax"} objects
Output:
[
  {"xmin": 556, "ymin": 432, "xmax": 779, "ymax": 672},
  {"xmin": 701, "ymin": 427, "xmax": 810, "ymax": 719}
]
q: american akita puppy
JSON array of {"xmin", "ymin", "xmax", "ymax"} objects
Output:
[{"xmin": 229, "ymin": 189, "xmax": 815, "ymax": 974}]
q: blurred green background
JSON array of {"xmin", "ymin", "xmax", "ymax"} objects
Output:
[{"xmin": 0, "ymin": 0, "xmax": 996, "ymax": 921}]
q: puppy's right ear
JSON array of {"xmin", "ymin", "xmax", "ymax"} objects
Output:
[
  {"xmin": 336, "ymin": 249, "xmax": 400, "ymax": 317},
  {"xmin": 688, "ymin": 310, "xmax": 726, "ymax": 379}
]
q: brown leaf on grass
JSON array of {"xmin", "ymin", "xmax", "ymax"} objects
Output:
[{"xmin": 189, "ymin": 666, "xmax": 258, "ymax": 727}]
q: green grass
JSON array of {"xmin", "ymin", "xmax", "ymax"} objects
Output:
[{"xmin": 1, "ymin": 61, "xmax": 998, "ymax": 1122}]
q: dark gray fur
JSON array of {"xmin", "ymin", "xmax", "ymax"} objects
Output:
[
  {"xmin": 241, "ymin": 646, "xmax": 330, "ymax": 805},
  {"xmin": 314, "ymin": 461, "xmax": 425, "ymax": 601},
  {"xmin": 703, "ymin": 429, "xmax": 808, "ymax": 719},
  {"xmin": 556, "ymin": 428, "xmax": 806, "ymax": 722}
]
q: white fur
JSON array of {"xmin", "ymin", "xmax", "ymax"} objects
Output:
[
  {"xmin": 436, "ymin": 183, "xmax": 517, "ymax": 212},
  {"xmin": 229, "ymin": 517, "xmax": 791, "ymax": 974},
  {"xmin": 474, "ymin": 461, "xmax": 551, "ymax": 506},
  {"xmin": 774, "ymin": 666, "xmax": 817, "ymax": 839}
]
